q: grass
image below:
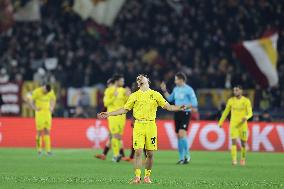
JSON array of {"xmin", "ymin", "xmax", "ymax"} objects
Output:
[{"xmin": 0, "ymin": 148, "xmax": 283, "ymax": 189}]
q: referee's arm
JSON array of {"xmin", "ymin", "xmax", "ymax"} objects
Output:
[{"xmin": 160, "ymin": 82, "xmax": 174, "ymax": 102}]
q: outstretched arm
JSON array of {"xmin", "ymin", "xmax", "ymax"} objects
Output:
[
  {"xmin": 97, "ymin": 108, "xmax": 129, "ymax": 119},
  {"xmin": 218, "ymin": 100, "xmax": 231, "ymax": 127},
  {"xmin": 163, "ymin": 103, "xmax": 186, "ymax": 112}
]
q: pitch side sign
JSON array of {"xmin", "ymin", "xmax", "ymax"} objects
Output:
[{"xmin": 0, "ymin": 118, "xmax": 283, "ymax": 152}]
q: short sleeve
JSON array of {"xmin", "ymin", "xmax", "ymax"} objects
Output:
[
  {"xmin": 156, "ymin": 92, "xmax": 168, "ymax": 108},
  {"xmin": 167, "ymin": 88, "xmax": 175, "ymax": 102},
  {"xmin": 124, "ymin": 93, "xmax": 136, "ymax": 110}
]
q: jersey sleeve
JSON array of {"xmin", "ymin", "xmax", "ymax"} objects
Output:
[
  {"xmin": 245, "ymin": 99, "xmax": 253, "ymax": 120},
  {"xmin": 156, "ymin": 92, "xmax": 168, "ymax": 108},
  {"xmin": 124, "ymin": 93, "xmax": 136, "ymax": 110},
  {"xmin": 218, "ymin": 99, "xmax": 231, "ymax": 126},
  {"xmin": 167, "ymin": 88, "xmax": 175, "ymax": 102}
]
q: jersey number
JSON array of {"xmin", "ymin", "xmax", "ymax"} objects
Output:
[{"xmin": 151, "ymin": 137, "xmax": 156, "ymax": 144}]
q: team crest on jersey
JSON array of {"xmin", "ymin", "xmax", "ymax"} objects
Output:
[{"xmin": 150, "ymin": 94, "xmax": 154, "ymax": 100}]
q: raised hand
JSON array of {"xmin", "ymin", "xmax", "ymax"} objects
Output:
[{"xmin": 160, "ymin": 82, "xmax": 167, "ymax": 92}]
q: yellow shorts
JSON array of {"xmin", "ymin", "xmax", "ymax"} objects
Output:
[
  {"xmin": 108, "ymin": 114, "xmax": 126, "ymax": 135},
  {"xmin": 35, "ymin": 111, "xmax": 52, "ymax": 131},
  {"xmin": 230, "ymin": 125, "xmax": 248, "ymax": 141},
  {"xmin": 133, "ymin": 120, "xmax": 157, "ymax": 151}
]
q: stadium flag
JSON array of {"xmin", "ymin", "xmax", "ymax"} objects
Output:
[
  {"xmin": 91, "ymin": 0, "xmax": 126, "ymax": 27},
  {"xmin": 233, "ymin": 32, "xmax": 279, "ymax": 88},
  {"xmin": 73, "ymin": 0, "xmax": 94, "ymax": 20},
  {"xmin": 13, "ymin": 0, "xmax": 41, "ymax": 22},
  {"xmin": 73, "ymin": 0, "xmax": 126, "ymax": 26}
]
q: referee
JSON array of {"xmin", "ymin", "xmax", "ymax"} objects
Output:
[{"xmin": 161, "ymin": 72, "xmax": 198, "ymax": 164}]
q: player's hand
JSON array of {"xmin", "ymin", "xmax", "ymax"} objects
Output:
[
  {"xmin": 180, "ymin": 105, "xmax": 187, "ymax": 111},
  {"xmin": 218, "ymin": 124, "xmax": 222, "ymax": 128},
  {"xmin": 185, "ymin": 104, "xmax": 192, "ymax": 109},
  {"xmin": 160, "ymin": 82, "xmax": 167, "ymax": 92},
  {"xmin": 241, "ymin": 117, "xmax": 247, "ymax": 123},
  {"xmin": 97, "ymin": 112, "xmax": 109, "ymax": 119}
]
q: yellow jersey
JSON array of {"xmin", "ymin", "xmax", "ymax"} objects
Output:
[
  {"xmin": 124, "ymin": 89, "xmax": 168, "ymax": 120},
  {"xmin": 32, "ymin": 87, "xmax": 56, "ymax": 112},
  {"xmin": 103, "ymin": 86, "xmax": 128, "ymax": 112},
  {"xmin": 218, "ymin": 96, "xmax": 253, "ymax": 127}
]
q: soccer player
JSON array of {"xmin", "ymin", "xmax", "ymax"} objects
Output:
[
  {"xmin": 218, "ymin": 85, "xmax": 253, "ymax": 166},
  {"xmin": 98, "ymin": 74, "xmax": 189, "ymax": 184},
  {"xmin": 97, "ymin": 74, "xmax": 130, "ymax": 162},
  {"xmin": 27, "ymin": 84, "xmax": 56, "ymax": 155},
  {"xmin": 95, "ymin": 78, "xmax": 114, "ymax": 160},
  {"xmin": 161, "ymin": 72, "xmax": 198, "ymax": 164}
]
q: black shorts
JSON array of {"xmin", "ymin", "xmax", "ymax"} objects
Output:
[{"xmin": 174, "ymin": 111, "xmax": 191, "ymax": 133}]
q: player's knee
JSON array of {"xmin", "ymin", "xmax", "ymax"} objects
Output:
[
  {"xmin": 135, "ymin": 149, "xmax": 143, "ymax": 157},
  {"xmin": 113, "ymin": 134, "xmax": 121, "ymax": 139},
  {"xmin": 43, "ymin": 128, "xmax": 50, "ymax": 135},
  {"xmin": 146, "ymin": 151, "xmax": 153, "ymax": 159},
  {"xmin": 231, "ymin": 139, "xmax": 237, "ymax": 145}
]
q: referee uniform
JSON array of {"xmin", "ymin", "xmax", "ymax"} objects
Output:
[{"xmin": 167, "ymin": 84, "xmax": 198, "ymax": 163}]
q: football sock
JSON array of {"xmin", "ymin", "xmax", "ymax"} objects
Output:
[
  {"xmin": 231, "ymin": 145, "xmax": 237, "ymax": 162},
  {"xmin": 36, "ymin": 135, "xmax": 42, "ymax": 152},
  {"xmin": 135, "ymin": 169, "xmax": 141, "ymax": 178},
  {"xmin": 178, "ymin": 138, "xmax": 184, "ymax": 161},
  {"xmin": 181, "ymin": 137, "xmax": 190, "ymax": 159},
  {"xmin": 44, "ymin": 135, "xmax": 51, "ymax": 153},
  {"xmin": 103, "ymin": 146, "xmax": 110, "ymax": 156},
  {"xmin": 119, "ymin": 148, "xmax": 125, "ymax": 157},
  {"xmin": 111, "ymin": 138, "xmax": 120, "ymax": 157},
  {"xmin": 144, "ymin": 169, "xmax": 151, "ymax": 177},
  {"xmin": 241, "ymin": 146, "xmax": 246, "ymax": 160}
]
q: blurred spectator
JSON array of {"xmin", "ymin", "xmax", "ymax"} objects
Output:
[
  {"xmin": 260, "ymin": 110, "xmax": 273, "ymax": 122},
  {"xmin": 0, "ymin": 0, "xmax": 283, "ymax": 119},
  {"xmin": 0, "ymin": 93, "xmax": 3, "ymax": 115},
  {"xmin": 206, "ymin": 103, "xmax": 226, "ymax": 120},
  {"xmin": 0, "ymin": 68, "xmax": 9, "ymax": 83},
  {"xmin": 77, "ymin": 90, "xmax": 90, "ymax": 108},
  {"xmin": 73, "ymin": 106, "xmax": 88, "ymax": 118}
]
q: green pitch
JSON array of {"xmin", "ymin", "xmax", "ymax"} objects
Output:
[{"xmin": 0, "ymin": 148, "xmax": 283, "ymax": 189}]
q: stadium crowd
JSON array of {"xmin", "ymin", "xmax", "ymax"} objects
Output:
[{"xmin": 0, "ymin": 0, "xmax": 283, "ymax": 118}]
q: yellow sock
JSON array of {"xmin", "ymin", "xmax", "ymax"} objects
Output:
[
  {"xmin": 231, "ymin": 145, "xmax": 237, "ymax": 161},
  {"xmin": 44, "ymin": 135, "xmax": 51, "ymax": 152},
  {"xmin": 145, "ymin": 169, "xmax": 151, "ymax": 177},
  {"xmin": 135, "ymin": 169, "xmax": 141, "ymax": 178},
  {"xmin": 36, "ymin": 136, "xmax": 42, "ymax": 152},
  {"xmin": 241, "ymin": 147, "xmax": 246, "ymax": 160},
  {"xmin": 111, "ymin": 138, "xmax": 120, "ymax": 157}
]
